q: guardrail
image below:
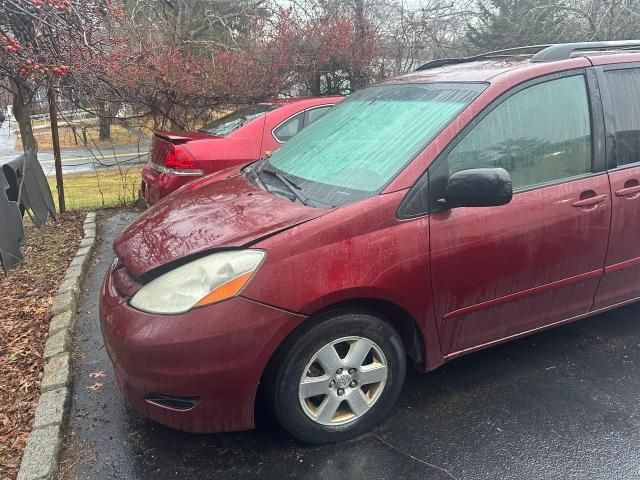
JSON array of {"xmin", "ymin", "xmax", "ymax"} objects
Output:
[{"xmin": 31, "ymin": 110, "xmax": 96, "ymax": 123}]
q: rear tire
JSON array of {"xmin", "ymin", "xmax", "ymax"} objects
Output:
[{"xmin": 266, "ymin": 310, "xmax": 406, "ymax": 444}]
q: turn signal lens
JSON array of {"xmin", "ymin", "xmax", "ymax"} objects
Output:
[{"xmin": 195, "ymin": 271, "xmax": 253, "ymax": 307}]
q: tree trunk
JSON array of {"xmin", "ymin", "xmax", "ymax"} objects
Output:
[
  {"xmin": 312, "ymin": 71, "xmax": 321, "ymax": 96},
  {"xmin": 97, "ymin": 100, "xmax": 112, "ymax": 140},
  {"xmin": 99, "ymin": 115, "xmax": 111, "ymax": 141},
  {"xmin": 47, "ymin": 83, "xmax": 65, "ymax": 213},
  {"xmin": 10, "ymin": 81, "xmax": 37, "ymax": 153}
]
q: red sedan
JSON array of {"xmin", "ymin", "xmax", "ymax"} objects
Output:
[
  {"xmin": 140, "ymin": 96, "xmax": 342, "ymax": 205},
  {"xmin": 102, "ymin": 41, "xmax": 640, "ymax": 444}
]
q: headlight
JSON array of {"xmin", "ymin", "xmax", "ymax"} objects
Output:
[{"xmin": 129, "ymin": 250, "xmax": 265, "ymax": 314}]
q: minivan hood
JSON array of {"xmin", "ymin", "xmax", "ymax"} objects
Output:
[{"xmin": 114, "ymin": 174, "xmax": 331, "ymax": 278}]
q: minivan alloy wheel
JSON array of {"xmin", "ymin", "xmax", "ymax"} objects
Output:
[
  {"xmin": 266, "ymin": 310, "xmax": 406, "ymax": 444},
  {"xmin": 298, "ymin": 336, "xmax": 388, "ymax": 426}
]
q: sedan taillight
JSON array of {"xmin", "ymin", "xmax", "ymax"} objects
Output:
[
  {"xmin": 151, "ymin": 143, "xmax": 203, "ymax": 176},
  {"xmin": 165, "ymin": 145, "xmax": 197, "ymax": 170}
]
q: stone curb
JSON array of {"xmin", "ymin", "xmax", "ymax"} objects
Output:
[{"xmin": 17, "ymin": 212, "xmax": 97, "ymax": 480}]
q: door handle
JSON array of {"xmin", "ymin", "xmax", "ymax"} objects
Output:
[
  {"xmin": 572, "ymin": 194, "xmax": 607, "ymax": 208},
  {"xmin": 615, "ymin": 185, "xmax": 640, "ymax": 197},
  {"xmin": 615, "ymin": 181, "xmax": 640, "ymax": 198}
]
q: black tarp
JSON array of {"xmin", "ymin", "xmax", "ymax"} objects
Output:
[
  {"xmin": 2, "ymin": 149, "xmax": 56, "ymax": 227},
  {"xmin": 0, "ymin": 150, "xmax": 56, "ymax": 272},
  {"xmin": 0, "ymin": 171, "xmax": 25, "ymax": 272}
]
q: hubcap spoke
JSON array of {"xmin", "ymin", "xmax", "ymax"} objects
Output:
[
  {"xmin": 346, "ymin": 389, "xmax": 370, "ymax": 416},
  {"xmin": 300, "ymin": 376, "xmax": 332, "ymax": 399},
  {"xmin": 316, "ymin": 394, "xmax": 342, "ymax": 423},
  {"xmin": 347, "ymin": 338, "xmax": 374, "ymax": 367},
  {"xmin": 359, "ymin": 364, "xmax": 388, "ymax": 386},
  {"xmin": 316, "ymin": 344, "xmax": 343, "ymax": 373}
]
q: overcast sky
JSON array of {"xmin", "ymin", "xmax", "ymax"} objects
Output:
[{"xmin": 275, "ymin": 0, "xmax": 429, "ymax": 8}]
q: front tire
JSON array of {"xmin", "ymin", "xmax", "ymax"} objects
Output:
[{"xmin": 267, "ymin": 310, "xmax": 406, "ymax": 444}]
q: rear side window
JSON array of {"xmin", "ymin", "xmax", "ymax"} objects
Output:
[
  {"xmin": 273, "ymin": 112, "xmax": 304, "ymax": 142},
  {"xmin": 605, "ymin": 68, "xmax": 640, "ymax": 167},
  {"xmin": 199, "ymin": 104, "xmax": 281, "ymax": 136},
  {"xmin": 444, "ymin": 75, "xmax": 592, "ymax": 190},
  {"xmin": 305, "ymin": 106, "xmax": 331, "ymax": 126}
]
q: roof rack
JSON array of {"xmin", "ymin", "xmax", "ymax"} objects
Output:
[
  {"xmin": 415, "ymin": 40, "xmax": 640, "ymax": 71},
  {"xmin": 415, "ymin": 45, "xmax": 552, "ymax": 71},
  {"xmin": 530, "ymin": 40, "xmax": 640, "ymax": 62}
]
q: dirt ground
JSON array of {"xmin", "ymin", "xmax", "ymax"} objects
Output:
[{"xmin": 0, "ymin": 211, "xmax": 84, "ymax": 480}]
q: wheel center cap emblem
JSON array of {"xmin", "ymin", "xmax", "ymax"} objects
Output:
[{"xmin": 336, "ymin": 374, "xmax": 351, "ymax": 388}]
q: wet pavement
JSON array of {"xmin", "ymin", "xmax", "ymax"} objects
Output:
[
  {"xmin": 0, "ymin": 117, "xmax": 19, "ymax": 160},
  {"xmin": 62, "ymin": 210, "xmax": 640, "ymax": 480},
  {"xmin": 0, "ymin": 116, "xmax": 148, "ymax": 175}
]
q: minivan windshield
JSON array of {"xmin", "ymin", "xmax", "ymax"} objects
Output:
[
  {"xmin": 264, "ymin": 83, "xmax": 486, "ymax": 207},
  {"xmin": 200, "ymin": 104, "xmax": 281, "ymax": 136}
]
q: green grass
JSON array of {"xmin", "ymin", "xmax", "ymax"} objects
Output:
[{"xmin": 47, "ymin": 167, "xmax": 141, "ymax": 210}]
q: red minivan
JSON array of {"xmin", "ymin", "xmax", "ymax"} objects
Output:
[
  {"xmin": 140, "ymin": 96, "xmax": 342, "ymax": 205},
  {"xmin": 101, "ymin": 41, "xmax": 640, "ymax": 444}
]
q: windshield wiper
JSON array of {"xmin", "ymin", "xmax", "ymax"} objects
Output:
[
  {"xmin": 242, "ymin": 154, "xmax": 271, "ymax": 191},
  {"xmin": 260, "ymin": 168, "xmax": 311, "ymax": 206},
  {"xmin": 243, "ymin": 154, "xmax": 311, "ymax": 206},
  {"xmin": 254, "ymin": 153, "xmax": 271, "ymax": 174}
]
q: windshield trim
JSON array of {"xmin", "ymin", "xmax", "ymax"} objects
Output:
[{"xmin": 354, "ymin": 80, "xmax": 490, "ymax": 90}]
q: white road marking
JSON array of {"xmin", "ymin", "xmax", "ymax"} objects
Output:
[{"xmin": 0, "ymin": 151, "xmax": 149, "ymax": 165}]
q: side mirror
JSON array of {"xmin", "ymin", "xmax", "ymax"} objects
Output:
[{"xmin": 442, "ymin": 167, "xmax": 512, "ymax": 208}]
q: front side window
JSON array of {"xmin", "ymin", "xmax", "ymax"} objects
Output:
[
  {"xmin": 266, "ymin": 83, "xmax": 485, "ymax": 206},
  {"xmin": 605, "ymin": 68, "xmax": 640, "ymax": 167},
  {"xmin": 444, "ymin": 75, "xmax": 592, "ymax": 190}
]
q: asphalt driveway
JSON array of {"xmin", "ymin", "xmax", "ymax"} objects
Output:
[{"xmin": 60, "ymin": 210, "xmax": 640, "ymax": 479}]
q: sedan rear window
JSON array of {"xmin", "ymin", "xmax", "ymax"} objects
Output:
[
  {"xmin": 266, "ymin": 83, "xmax": 485, "ymax": 206},
  {"xmin": 200, "ymin": 104, "xmax": 281, "ymax": 136}
]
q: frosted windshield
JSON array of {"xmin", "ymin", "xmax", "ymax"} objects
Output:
[{"xmin": 267, "ymin": 82, "xmax": 485, "ymax": 206}]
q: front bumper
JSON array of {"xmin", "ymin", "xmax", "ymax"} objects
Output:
[{"xmin": 99, "ymin": 264, "xmax": 306, "ymax": 433}]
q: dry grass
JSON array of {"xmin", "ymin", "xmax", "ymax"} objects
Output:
[
  {"xmin": 15, "ymin": 124, "xmax": 149, "ymax": 151},
  {"xmin": 0, "ymin": 212, "xmax": 85, "ymax": 480},
  {"xmin": 48, "ymin": 167, "xmax": 142, "ymax": 210}
]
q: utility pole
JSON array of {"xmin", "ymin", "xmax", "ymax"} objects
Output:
[{"xmin": 47, "ymin": 81, "xmax": 65, "ymax": 213}]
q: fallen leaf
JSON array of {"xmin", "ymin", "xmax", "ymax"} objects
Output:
[
  {"xmin": 89, "ymin": 371, "xmax": 105, "ymax": 379},
  {"xmin": 88, "ymin": 382, "xmax": 103, "ymax": 392},
  {"xmin": 0, "ymin": 211, "xmax": 85, "ymax": 480}
]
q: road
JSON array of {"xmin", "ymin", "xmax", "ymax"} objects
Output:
[
  {"xmin": 61, "ymin": 210, "xmax": 640, "ymax": 480},
  {"xmin": 0, "ymin": 117, "xmax": 148, "ymax": 175}
]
